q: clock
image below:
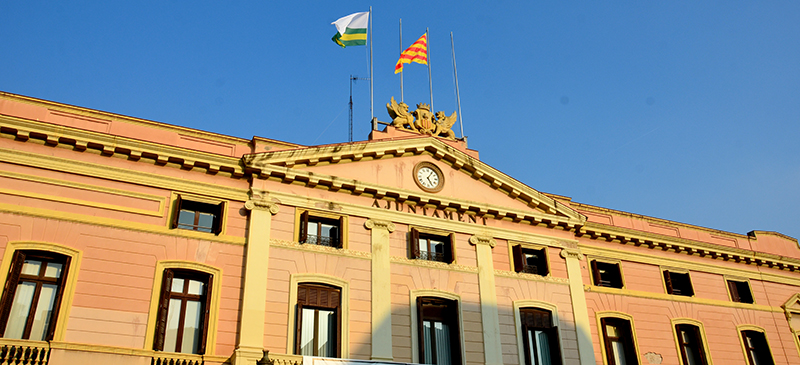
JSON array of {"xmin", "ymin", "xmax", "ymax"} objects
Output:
[{"xmin": 413, "ymin": 162, "xmax": 444, "ymax": 193}]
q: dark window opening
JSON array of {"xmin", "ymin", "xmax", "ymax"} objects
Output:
[
  {"xmin": 295, "ymin": 284, "xmax": 341, "ymax": 357},
  {"xmin": 299, "ymin": 211, "xmax": 344, "ymax": 248},
  {"xmin": 513, "ymin": 245, "xmax": 549, "ymax": 276},
  {"xmin": 741, "ymin": 330, "xmax": 774, "ymax": 365},
  {"xmin": 172, "ymin": 195, "xmax": 224, "ymax": 235},
  {"xmin": 519, "ymin": 308, "xmax": 562, "ymax": 365},
  {"xmin": 727, "ymin": 280, "xmax": 754, "ymax": 304},
  {"xmin": 153, "ymin": 269, "xmax": 212, "ymax": 354},
  {"xmin": 411, "ymin": 228, "xmax": 455, "ymax": 264},
  {"xmin": 601, "ymin": 317, "xmax": 639, "ymax": 365},
  {"xmin": 417, "ymin": 297, "xmax": 461, "ymax": 365},
  {"xmin": 664, "ymin": 271, "xmax": 694, "ymax": 296},
  {"xmin": 591, "ymin": 260, "xmax": 623, "ymax": 288},
  {"xmin": 676, "ymin": 324, "xmax": 708, "ymax": 365}
]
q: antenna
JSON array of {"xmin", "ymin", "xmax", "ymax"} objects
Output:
[{"xmin": 350, "ymin": 75, "xmax": 370, "ymax": 142}]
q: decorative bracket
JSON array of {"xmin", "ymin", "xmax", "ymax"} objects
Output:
[
  {"xmin": 469, "ymin": 235, "xmax": 496, "ymax": 248},
  {"xmin": 365, "ymin": 219, "xmax": 396, "ymax": 233}
]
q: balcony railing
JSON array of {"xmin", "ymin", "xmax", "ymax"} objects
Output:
[
  {"xmin": 0, "ymin": 339, "xmax": 49, "ymax": 365},
  {"xmin": 419, "ymin": 251, "xmax": 446, "ymax": 262},
  {"xmin": 306, "ymin": 235, "xmax": 340, "ymax": 248},
  {"xmin": 152, "ymin": 353, "xmax": 204, "ymax": 365}
]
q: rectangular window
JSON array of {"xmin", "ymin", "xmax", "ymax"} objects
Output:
[
  {"xmin": 591, "ymin": 260, "xmax": 623, "ymax": 288},
  {"xmin": 296, "ymin": 284, "xmax": 341, "ymax": 357},
  {"xmin": 601, "ymin": 318, "xmax": 638, "ymax": 365},
  {"xmin": 675, "ymin": 324, "xmax": 708, "ymax": 365},
  {"xmin": 663, "ymin": 271, "xmax": 694, "ymax": 296},
  {"xmin": 417, "ymin": 297, "xmax": 461, "ymax": 365},
  {"xmin": 727, "ymin": 280, "xmax": 754, "ymax": 304},
  {"xmin": 154, "ymin": 269, "xmax": 212, "ymax": 354},
  {"xmin": 171, "ymin": 195, "xmax": 224, "ymax": 235},
  {"xmin": 741, "ymin": 330, "xmax": 774, "ymax": 365},
  {"xmin": 411, "ymin": 228, "xmax": 455, "ymax": 263},
  {"xmin": 0, "ymin": 251, "xmax": 70, "ymax": 341},
  {"xmin": 299, "ymin": 211, "xmax": 344, "ymax": 248},
  {"xmin": 519, "ymin": 308, "xmax": 562, "ymax": 365},
  {"xmin": 513, "ymin": 245, "xmax": 549, "ymax": 276}
]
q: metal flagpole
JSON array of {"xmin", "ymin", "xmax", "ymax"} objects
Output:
[
  {"xmin": 369, "ymin": 6, "xmax": 374, "ymax": 129},
  {"xmin": 399, "ymin": 18, "xmax": 403, "ymax": 103},
  {"xmin": 426, "ymin": 28, "xmax": 433, "ymax": 112},
  {"xmin": 451, "ymin": 32, "xmax": 464, "ymax": 141}
]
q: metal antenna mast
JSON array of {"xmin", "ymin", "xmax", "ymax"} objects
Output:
[{"xmin": 350, "ymin": 75, "xmax": 370, "ymax": 142}]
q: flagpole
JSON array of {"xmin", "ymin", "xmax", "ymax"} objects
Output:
[
  {"xmin": 451, "ymin": 32, "xmax": 464, "ymax": 141},
  {"xmin": 369, "ymin": 6, "xmax": 374, "ymax": 129},
  {"xmin": 426, "ymin": 28, "xmax": 433, "ymax": 112},
  {"xmin": 399, "ymin": 18, "xmax": 403, "ymax": 103}
]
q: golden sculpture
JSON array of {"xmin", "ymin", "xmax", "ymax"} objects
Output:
[{"xmin": 385, "ymin": 97, "xmax": 457, "ymax": 140}]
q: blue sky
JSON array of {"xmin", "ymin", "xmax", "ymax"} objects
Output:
[{"xmin": 2, "ymin": 1, "xmax": 798, "ymax": 241}]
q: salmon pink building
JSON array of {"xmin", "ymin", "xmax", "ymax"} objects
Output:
[{"xmin": 0, "ymin": 91, "xmax": 798, "ymax": 365}]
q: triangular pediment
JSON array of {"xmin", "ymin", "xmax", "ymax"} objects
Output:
[{"xmin": 243, "ymin": 136, "xmax": 585, "ymax": 229}]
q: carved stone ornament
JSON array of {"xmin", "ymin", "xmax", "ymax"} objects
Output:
[
  {"xmin": 560, "ymin": 248, "xmax": 584, "ymax": 260},
  {"xmin": 469, "ymin": 235, "xmax": 497, "ymax": 248},
  {"xmin": 365, "ymin": 219, "xmax": 396, "ymax": 232},
  {"xmin": 244, "ymin": 200, "xmax": 280, "ymax": 214},
  {"xmin": 386, "ymin": 96, "xmax": 457, "ymax": 140}
]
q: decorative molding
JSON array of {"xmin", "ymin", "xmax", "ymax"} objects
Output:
[
  {"xmin": 269, "ymin": 239, "xmax": 371, "ymax": 259},
  {"xmin": 245, "ymin": 200, "xmax": 279, "ymax": 214},
  {"xmin": 365, "ymin": 219, "xmax": 396, "ymax": 232},
  {"xmin": 390, "ymin": 256, "xmax": 479, "ymax": 273},
  {"xmin": 586, "ymin": 285, "xmax": 783, "ymax": 313},
  {"xmin": 494, "ymin": 270, "xmax": 570, "ymax": 284},
  {"xmin": 560, "ymin": 248, "xmax": 584, "ymax": 261},
  {"xmin": 469, "ymin": 235, "xmax": 496, "ymax": 248}
]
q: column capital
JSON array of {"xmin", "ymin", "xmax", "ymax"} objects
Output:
[
  {"xmin": 469, "ymin": 235, "xmax": 496, "ymax": 248},
  {"xmin": 365, "ymin": 219, "xmax": 395, "ymax": 232},
  {"xmin": 560, "ymin": 248, "xmax": 584, "ymax": 260},
  {"xmin": 245, "ymin": 200, "xmax": 280, "ymax": 214}
]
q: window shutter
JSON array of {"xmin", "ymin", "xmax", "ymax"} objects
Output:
[
  {"xmin": 512, "ymin": 245, "xmax": 524, "ymax": 273},
  {"xmin": 299, "ymin": 211, "xmax": 309, "ymax": 244},
  {"xmin": 547, "ymin": 326, "xmax": 563, "ymax": 365},
  {"xmin": 153, "ymin": 269, "xmax": 174, "ymax": 351},
  {"xmin": 692, "ymin": 325, "xmax": 707, "ymax": 365},
  {"xmin": 447, "ymin": 233, "xmax": 456, "ymax": 264},
  {"xmin": 447, "ymin": 299, "xmax": 462, "ymax": 365},
  {"xmin": 212, "ymin": 202, "xmax": 224, "ymax": 235},
  {"xmin": 663, "ymin": 271, "xmax": 674, "ymax": 294},
  {"xmin": 539, "ymin": 248, "xmax": 550, "ymax": 276},
  {"xmin": 0, "ymin": 251, "xmax": 26, "ymax": 336},
  {"xmin": 45, "ymin": 255, "xmax": 71, "ymax": 341},
  {"xmin": 416, "ymin": 297, "xmax": 425, "ymax": 361},
  {"xmin": 338, "ymin": 216, "xmax": 345, "ymax": 248},
  {"xmin": 295, "ymin": 300, "xmax": 304, "ymax": 355},
  {"xmin": 727, "ymin": 280, "xmax": 740, "ymax": 301},
  {"xmin": 198, "ymin": 273, "xmax": 213, "ymax": 355},
  {"xmin": 591, "ymin": 260, "xmax": 601, "ymax": 285},
  {"xmin": 411, "ymin": 228, "xmax": 421, "ymax": 259},
  {"xmin": 621, "ymin": 321, "xmax": 638, "ymax": 365},
  {"xmin": 171, "ymin": 195, "xmax": 183, "ymax": 229}
]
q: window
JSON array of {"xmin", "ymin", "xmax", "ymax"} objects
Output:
[
  {"xmin": 0, "ymin": 250, "xmax": 70, "ymax": 341},
  {"xmin": 299, "ymin": 211, "xmax": 344, "ymax": 248},
  {"xmin": 601, "ymin": 317, "xmax": 638, "ymax": 365},
  {"xmin": 727, "ymin": 280, "xmax": 754, "ymax": 304},
  {"xmin": 295, "ymin": 284, "xmax": 341, "ymax": 357},
  {"xmin": 411, "ymin": 228, "xmax": 455, "ymax": 263},
  {"xmin": 591, "ymin": 260, "xmax": 623, "ymax": 288},
  {"xmin": 513, "ymin": 245, "xmax": 549, "ymax": 276},
  {"xmin": 519, "ymin": 308, "xmax": 562, "ymax": 365},
  {"xmin": 663, "ymin": 270, "xmax": 694, "ymax": 296},
  {"xmin": 675, "ymin": 324, "xmax": 707, "ymax": 365},
  {"xmin": 417, "ymin": 297, "xmax": 461, "ymax": 365},
  {"xmin": 154, "ymin": 269, "xmax": 212, "ymax": 354},
  {"xmin": 741, "ymin": 330, "xmax": 774, "ymax": 365},
  {"xmin": 171, "ymin": 195, "xmax": 224, "ymax": 234}
]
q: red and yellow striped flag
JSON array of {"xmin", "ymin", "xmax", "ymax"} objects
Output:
[{"xmin": 395, "ymin": 33, "xmax": 428, "ymax": 74}]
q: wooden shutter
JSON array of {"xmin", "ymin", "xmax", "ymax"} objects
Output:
[
  {"xmin": 727, "ymin": 280, "xmax": 740, "ymax": 301},
  {"xmin": 338, "ymin": 216, "xmax": 345, "ymax": 248},
  {"xmin": 548, "ymin": 326, "xmax": 563, "ymax": 365},
  {"xmin": 410, "ymin": 228, "xmax": 421, "ymax": 259},
  {"xmin": 591, "ymin": 260, "xmax": 601, "ymax": 285},
  {"xmin": 621, "ymin": 321, "xmax": 639, "ymax": 365},
  {"xmin": 45, "ymin": 255, "xmax": 71, "ymax": 341},
  {"xmin": 512, "ymin": 245, "xmax": 524, "ymax": 273},
  {"xmin": 212, "ymin": 202, "xmax": 224, "ymax": 235},
  {"xmin": 153, "ymin": 269, "xmax": 174, "ymax": 351},
  {"xmin": 447, "ymin": 299, "xmax": 462, "ymax": 365},
  {"xmin": 539, "ymin": 248, "xmax": 550, "ymax": 276},
  {"xmin": 171, "ymin": 195, "xmax": 183, "ymax": 228},
  {"xmin": 198, "ymin": 273, "xmax": 213, "ymax": 355},
  {"xmin": 691, "ymin": 325, "xmax": 707, "ymax": 365},
  {"xmin": 663, "ymin": 271, "xmax": 674, "ymax": 294},
  {"xmin": 0, "ymin": 251, "xmax": 26, "ymax": 336},
  {"xmin": 447, "ymin": 233, "xmax": 456, "ymax": 264},
  {"xmin": 299, "ymin": 211, "xmax": 309, "ymax": 244},
  {"xmin": 416, "ymin": 297, "xmax": 426, "ymax": 361}
]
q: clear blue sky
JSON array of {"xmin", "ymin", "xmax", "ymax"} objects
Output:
[{"xmin": 2, "ymin": 1, "xmax": 798, "ymax": 241}]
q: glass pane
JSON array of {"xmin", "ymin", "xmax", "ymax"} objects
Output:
[
  {"xmin": 320, "ymin": 223, "xmax": 335, "ymax": 238},
  {"xmin": 605, "ymin": 324, "xmax": 618, "ymax": 337},
  {"xmin": 187, "ymin": 280, "xmax": 204, "ymax": 295},
  {"xmin": 164, "ymin": 299, "xmax": 182, "ymax": 352},
  {"xmin": 4, "ymin": 282, "xmax": 36, "ymax": 339},
  {"xmin": 422, "ymin": 320, "xmax": 433, "ymax": 364},
  {"xmin": 525, "ymin": 253, "xmax": 539, "ymax": 266},
  {"xmin": 535, "ymin": 330, "xmax": 551, "ymax": 365},
  {"xmin": 171, "ymin": 278, "xmax": 185, "ymax": 293},
  {"xmin": 21, "ymin": 260, "xmax": 42, "ymax": 276},
  {"xmin": 434, "ymin": 321, "xmax": 451, "ymax": 365},
  {"xmin": 180, "ymin": 300, "xmax": 203, "ymax": 354},
  {"xmin": 526, "ymin": 330, "xmax": 537, "ymax": 365},
  {"xmin": 611, "ymin": 340, "xmax": 628, "ymax": 365},
  {"xmin": 318, "ymin": 309, "xmax": 336, "ymax": 357},
  {"xmin": 177, "ymin": 210, "xmax": 196, "ymax": 228},
  {"xmin": 29, "ymin": 284, "xmax": 57, "ymax": 340},
  {"xmin": 684, "ymin": 344, "xmax": 701, "ymax": 365},
  {"xmin": 197, "ymin": 212, "xmax": 214, "ymax": 232},
  {"xmin": 300, "ymin": 308, "xmax": 316, "ymax": 356},
  {"xmin": 44, "ymin": 263, "xmax": 62, "ymax": 279},
  {"xmin": 419, "ymin": 239, "xmax": 429, "ymax": 254},
  {"xmin": 431, "ymin": 240, "xmax": 445, "ymax": 254}
]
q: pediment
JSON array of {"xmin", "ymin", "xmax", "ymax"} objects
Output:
[{"xmin": 243, "ymin": 137, "xmax": 585, "ymax": 229}]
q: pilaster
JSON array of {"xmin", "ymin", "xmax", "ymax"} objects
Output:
[
  {"xmin": 366, "ymin": 219, "xmax": 395, "ymax": 362},
  {"xmin": 469, "ymin": 235, "xmax": 504, "ymax": 365},
  {"xmin": 560, "ymin": 244, "xmax": 596, "ymax": 365}
]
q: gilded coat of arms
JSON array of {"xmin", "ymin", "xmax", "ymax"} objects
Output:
[{"xmin": 386, "ymin": 97, "xmax": 457, "ymax": 140}]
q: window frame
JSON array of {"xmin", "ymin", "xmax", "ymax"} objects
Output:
[
  {"xmin": 738, "ymin": 327, "xmax": 775, "ymax": 365},
  {"xmin": 153, "ymin": 268, "xmax": 213, "ymax": 354},
  {"xmin": 294, "ymin": 283, "xmax": 342, "ymax": 357},
  {"xmin": 416, "ymin": 296, "xmax": 462, "ymax": 365},
  {"xmin": 170, "ymin": 194, "xmax": 225, "ymax": 235},
  {"xmin": 295, "ymin": 209, "xmax": 348, "ymax": 249},
  {"xmin": 590, "ymin": 259, "xmax": 624, "ymax": 289},
  {"xmin": 286, "ymin": 274, "xmax": 350, "ymax": 358},
  {"xmin": 512, "ymin": 244, "xmax": 549, "ymax": 276},
  {"xmin": 597, "ymin": 313, "xmax": 640, "ymax": 365},
  {"xmin": 518, "ymin": 307, "xmax": 562, "ymax": 365},
  {"xmin": 410, "ymin": 227, "xmax": 456, "ymax": 264},
  {"xmin": 672, "ymin": 321, "xmax": 709, "ymax": 365},
  {"xmin": 726, "ymin": 278, "xmax": 755, "ymax": 304},
  {"xmin": 662, "ymin": 268, "xmax": 695, "ymax": 297},
  {"xmin": 0, "ymin": 250, "xmax": 71, "ymax": 341}
]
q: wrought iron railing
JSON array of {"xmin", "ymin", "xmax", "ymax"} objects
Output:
[
  {"xmin": 419, "ymin": 251, "xmax": 446, "ymax": 262},
  {"xmin": 0, "ymin": 342, "xmax": 49, "ymax": 365},
  {"xmin": 306, "ymin": 235, "xmax": 339, "ymax": 248},
  {"xmin": 522, "ymin": 264, "xmax": 540, "ymax": 275}
]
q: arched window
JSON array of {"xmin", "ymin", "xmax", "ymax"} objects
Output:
[
  {"xmin": 153, "ymin": 269, "xmax": 213, "ymax": 354},
  {"xmin": 295, "ymin": 283, "xmax": 341, "ymax": 357},
  {"xmin": 519, "ymin": 308, "xmax": 562, "ymax": 365},
  {"xmin": 740, "ymin": 329, "xmax": 774, "ymax": 365},
  {"xmin": 417, "ymin": 297, "xmax": 461, "ymax": 365},
  {"xmin": 0, "ymin": 250, "xmax": 71, "ymax": 341},
  {"xmin": 600, "ymin": 317, "xmax": 639, "ymax": 365},
  {"xmin": 675, "ymin": 324, "xmax": 708, "ymax": 365}
]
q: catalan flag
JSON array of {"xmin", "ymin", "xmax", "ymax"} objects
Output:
[
  {"xmin": 331, "ymin": 12, "xmax": 369, "ymax": 48},
  {"xmin": 395, "ymin": 33, "xmax": 427, "ymax": 74}
]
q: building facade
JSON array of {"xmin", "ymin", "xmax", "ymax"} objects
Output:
[{"xmin": 0, "ymin": 91, "xmax": 798, "ymax": 365}]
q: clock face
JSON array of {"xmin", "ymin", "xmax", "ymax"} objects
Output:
[{"xmin": 417, "ymin": 166, "xmax": 440, "ymax": 189}]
